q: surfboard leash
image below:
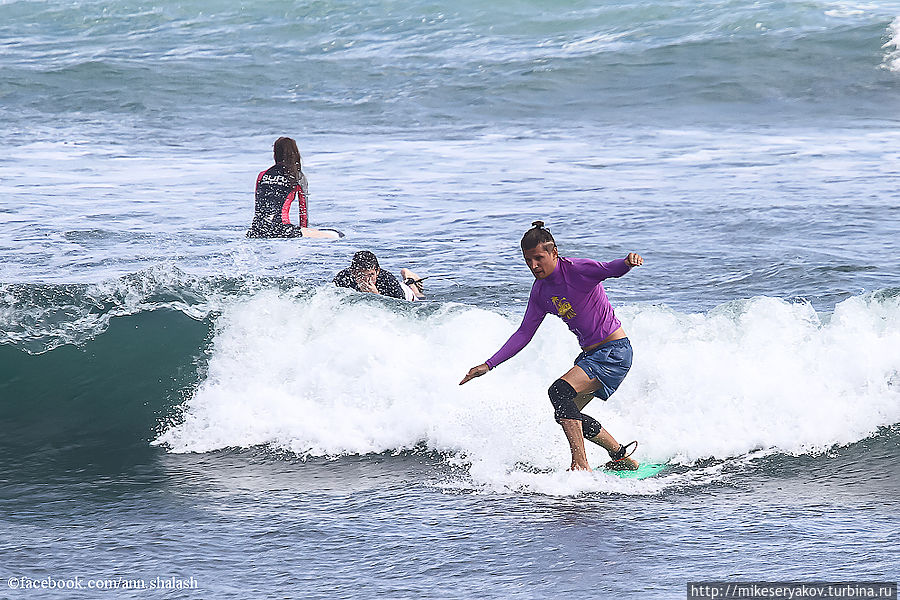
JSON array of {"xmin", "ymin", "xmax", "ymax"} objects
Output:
[{"xmin": 607, "ymin": 440, "xmax": 638, "ymax": 463}]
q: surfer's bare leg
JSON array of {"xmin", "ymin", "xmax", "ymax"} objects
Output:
[
  {"xmin": 573, "ymin": 392, "xmax": 594, "ymax": 411},
  {"xmin": 561, "ymin": 366, "xmax": 638, "ymax": 470},
  {"xmin": 574, "ymin": 393, "xmax": 630, "ymax": 456},
  {"xmin": 553, "ymin": 366, "xmax": 599, "ymax": 470},
  {"xmin": 400, "ymin": 268, "xmax": 424, "ymax": 300},
  {"xmin": 559, "ymin": 418, "xmax": 590, "ymax": 471}
]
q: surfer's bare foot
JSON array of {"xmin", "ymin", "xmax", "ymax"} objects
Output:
[
  {"xmin": 400, "ymin": 268, "xmax": 424, "ymax": 298},
  {"xmin": 568, "ymin": 461, "xmax": 592, "ymax": 472},
  {"xmin": 604, "ymin": 456, "xmax": 639, "ymax": 471}
]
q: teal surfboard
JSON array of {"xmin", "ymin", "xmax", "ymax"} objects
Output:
[{"xmin": 600, "ymin": 463, "xmax": 667, "ymax": 479}]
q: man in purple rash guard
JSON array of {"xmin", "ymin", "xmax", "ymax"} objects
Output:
[{"xmin": 459, "ymin": 221, "xmax": 644, "ymax": 472}]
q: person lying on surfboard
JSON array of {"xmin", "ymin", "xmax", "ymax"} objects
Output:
[
  {"xmin": 459, "ymin": 221, "xmax": 642, "ymax": 472},
  {"xmin": 333, "ymin": 250, "xmax": 425, "ymax": 301},
  {"xmin": 247, "ymin": 136, "xmax": 342, "ymax": 239}
]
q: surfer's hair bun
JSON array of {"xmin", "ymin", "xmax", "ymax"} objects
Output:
[{"xmin": 521, "ymin": 220, "xmax": 556, "ymax": 252}]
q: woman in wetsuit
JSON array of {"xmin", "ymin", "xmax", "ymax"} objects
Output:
[
  {"xmin": 248, "ymin": 137, "xmax": 340, "ymax": 239},
  {"xmin": 459, "ymin": 221, "xmax": 643, "ymax": 471}
]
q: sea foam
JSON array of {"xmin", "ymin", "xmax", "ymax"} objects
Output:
[
  {"xmin": 153, "ymin": 286, "xmax": 900, "ymax": 493},
  {"xmin": 882, "ymin": 16, "xmax": 900, "ymax": 71}
]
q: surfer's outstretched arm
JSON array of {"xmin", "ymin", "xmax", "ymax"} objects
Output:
[
  {"xmin": 567, "ymin": 253, "xmax": 644, "ymax": 286},
  {"xmin": 459, "ymin": 288, "xmax": 546, "ymax": 385}
]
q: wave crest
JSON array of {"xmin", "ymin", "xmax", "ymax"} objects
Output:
[{"xmin": 154, "ymin": 287, "xmax": 900, "ymax": 491}]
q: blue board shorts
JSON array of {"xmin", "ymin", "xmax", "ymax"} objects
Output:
[{"xmin": 574, "ymin": 337, "xmax": 633, "ymax": 400}]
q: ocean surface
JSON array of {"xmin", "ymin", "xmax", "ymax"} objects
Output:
[{"xmin": 1, "ymin": 0, "xmax": 899, "ymax": 598}]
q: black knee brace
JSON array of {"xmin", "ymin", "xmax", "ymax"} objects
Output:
[
  {"xmin": 581, "ymin": 414, "xmax": 602, "ymax": 439},
  {"xmin": 548, "ymin": 379, "xmax": 581, "ymax": 422}
]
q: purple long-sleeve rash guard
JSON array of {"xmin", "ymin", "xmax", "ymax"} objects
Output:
[{"xmin": 485, "ymin": 257, "xmax": 631, "ymax": 369}]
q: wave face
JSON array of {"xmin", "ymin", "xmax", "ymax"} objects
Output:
[
  {"xmin": 0, "ymin": 310, "xmax": 208, "ymax": 449},
  {"xmin": 0, "ymin": 269, "xmax": 281, "ymax": 450}
]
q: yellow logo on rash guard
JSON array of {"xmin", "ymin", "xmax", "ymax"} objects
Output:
[{"xmin": 551, "ymin": 296, "xmax": 576, "ymax": 320}]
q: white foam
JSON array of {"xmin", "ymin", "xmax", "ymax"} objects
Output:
[
  {"xmin": 822, "ymin": 1, "xmax": 878, "ymax": 18},
  {"xmin": 882, "ymin": 16, "xmax": 900, "ymax": 72},
  {"xmin": 154, "ymin": 287, "xmax": 900, "ymax": 494}
]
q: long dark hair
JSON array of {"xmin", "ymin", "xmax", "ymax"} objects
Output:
[
  {"xmin": 520, "ymin": 220, "xmax": 556, "ymax": 252},
  {"xmin": 273, "ymin": 137, "xmax": 302, "ymax": 183}
]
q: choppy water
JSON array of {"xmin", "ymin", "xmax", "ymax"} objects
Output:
[{"xmin": 1, "ymin": 1, "xmax": 899, "ymax": 598}]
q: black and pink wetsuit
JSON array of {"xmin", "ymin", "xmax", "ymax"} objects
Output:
[{"xmin": 247, "ymin": 164, "xmax": 308, "ymax": 238}]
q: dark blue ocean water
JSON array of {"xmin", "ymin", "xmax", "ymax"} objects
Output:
[{"xmin": 1, "ymin": 1, "xmax": 899, "ymax": 598}]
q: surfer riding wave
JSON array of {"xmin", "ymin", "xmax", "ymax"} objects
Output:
[{"xmin": 459, "ymin": 221, "xmax": 643, "ymax": 472}]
